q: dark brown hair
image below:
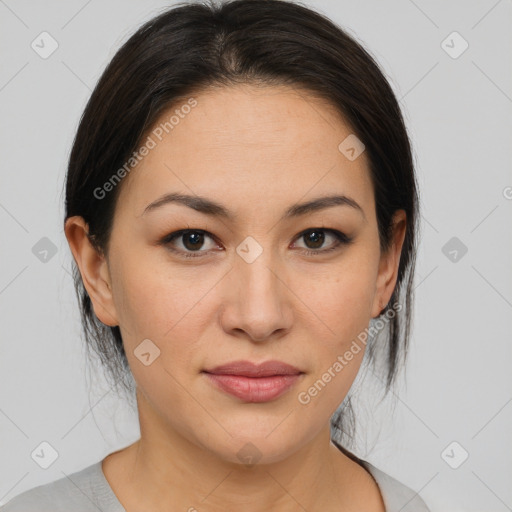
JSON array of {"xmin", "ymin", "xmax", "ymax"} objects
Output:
[{"xmin": 64, "ymin": 0, "xmax": 419, "ymax": 447}]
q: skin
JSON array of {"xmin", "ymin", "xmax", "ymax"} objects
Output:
[{"xmin": 65, "ymin": 83, "xmax": 406, "ymax": 512}]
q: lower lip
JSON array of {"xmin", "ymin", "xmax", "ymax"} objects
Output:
[{"xmin": 203, "ymin": 373, "xmax": 302, "ymax": 403}]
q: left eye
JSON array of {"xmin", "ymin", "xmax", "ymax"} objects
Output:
[
  {"xmin": 293, "ymin": 228, "xmax": 352, "ymax": 255},
  {"xmin": 161, "ymin": 228, "xmax": 352, "ymax": 259}
]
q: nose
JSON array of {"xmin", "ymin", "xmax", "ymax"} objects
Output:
[{"xmin": 218, "ymin": 247, "xmax": 293, "ymax": 343}]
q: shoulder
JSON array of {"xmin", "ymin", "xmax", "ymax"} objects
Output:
[
  {"xmin": 360, "ymin": 459, "xmax": 432, "ymax": 512},
  {"xmin": 0, "ymin": 461, "xmax": 123, "ymax": 512}
]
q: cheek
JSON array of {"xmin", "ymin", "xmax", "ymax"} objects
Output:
[
  {"xmin": 295, "ymin": 250, "xmax": 378, "ymax": 403},
  {"xmin": 110, "ymin": 253, "xmax": 222, "ymax": 362},
  {"xmin": 112, "ymin": 237, "xmax": 378, "ymax": 363},
  {"xmin": 305, "ymin": 253, "xmax": 377, "ymax": 347},
  {"xmin": 111, "ymin": 259, "xmax": 214, "ymax": 417},
  {"xmin": 293, "ymin": 272, "xmax": 374, "ymax": 419}
]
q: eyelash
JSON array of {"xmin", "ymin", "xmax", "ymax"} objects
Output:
[{"xmin": 160, "ymin": 228, "xmax": 353, "ymax": 259}]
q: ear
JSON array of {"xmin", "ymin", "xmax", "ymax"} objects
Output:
[
  {"xmin": 64, "ymin": 216, "xmax": 119, "ymax": 326},
  {"xmin": 370, "ymin": 210, "xmax": 407, "ymax": 318}
]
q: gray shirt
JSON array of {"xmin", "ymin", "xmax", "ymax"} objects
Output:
[{"xmin": 0, "ymin": 458, "xmax": 431, "ymax": 511}]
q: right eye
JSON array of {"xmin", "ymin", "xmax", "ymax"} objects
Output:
[{"xmin": 161, "ymin": 229, "xmax": 222, "ymax": 258}]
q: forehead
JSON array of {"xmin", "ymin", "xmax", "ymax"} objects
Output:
[{"xmin": 116, "ymin": 84, "xmax": 374, "ymax": 222}]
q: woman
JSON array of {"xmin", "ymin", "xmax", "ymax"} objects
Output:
[{"xmin": 1, "ymin": 0, "xmax": 430, "ymax": 510}]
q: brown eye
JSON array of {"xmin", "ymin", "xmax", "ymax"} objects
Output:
[
  {"xmin": 160, "ymin": 227, "xmax": 353, "ymax": 260},
  {"xmin": 181, "ymin": 231, "xmax": 205, "ymax": 251},
  {"xmin": 162, "ymin": 229, "xmax": 220, "ymax": 258},
  {"xmin": 293, "ymin": 228, "xmax": 353, "ymax": 256},
  {"xmin": 303, "ymin": 229, "xmax": 326, "ymax": 249}
]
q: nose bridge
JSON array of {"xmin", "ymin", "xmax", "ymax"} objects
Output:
[
  {"xmin": 236, "ymin": 235, "xmax": 282, "ymax": 304},
  {"xmin": 223, "ymin": 235, "xmax": 291, "ymax": 341}
]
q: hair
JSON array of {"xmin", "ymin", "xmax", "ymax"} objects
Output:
[{"xmin": 64, "ymin": 0, "xmax": 419, "ymax": 449}]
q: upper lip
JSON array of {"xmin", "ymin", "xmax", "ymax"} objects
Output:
[{"xmin": 203, "ymin": 360, "xmax": 303, "ymax": 377}]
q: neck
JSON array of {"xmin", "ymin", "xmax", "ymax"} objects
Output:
[{"xmin": 106, "ymin": 390, "xmax": 361, "ymax": 512}]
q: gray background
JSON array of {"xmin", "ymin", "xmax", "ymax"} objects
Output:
[{"xmin": 1, "ymin": 0, "xmax": 511, "ymax": 510}]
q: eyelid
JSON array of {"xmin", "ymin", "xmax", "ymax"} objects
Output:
[
  {"xmin": 160, "ymin": 227, "xmax": 352, "ymax": 258},
  {"xmin": 291, "ymin": 228, "xmax": 353, "ymax": 255},
  {"xmin": 161, "ymin": 228, "xmax": 222, "ymax": 253}
]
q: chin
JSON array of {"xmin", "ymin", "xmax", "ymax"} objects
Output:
[{"xmin": 191, "ymin": 423, "xmax": 312, "ymax": 468}]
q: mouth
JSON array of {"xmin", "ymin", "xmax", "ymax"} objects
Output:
[{"xmin": 202, "ymin": 360, "xmax": 304, "ymax": 403}]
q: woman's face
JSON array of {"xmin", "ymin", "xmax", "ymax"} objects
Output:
[{"xmin": 71, "ymin": 84, "xmax": 405, "ymax": 464}]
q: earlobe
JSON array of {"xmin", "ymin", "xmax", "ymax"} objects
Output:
[
  {"xmin": 64, "ymin": 216, "xmax": 119, "ymax": 327},
  {"xmin": 371, "ymin": 210, "xmax": 407, "ymax": 318}
]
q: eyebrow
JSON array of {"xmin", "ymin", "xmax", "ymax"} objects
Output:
[{"xmin": 142, "ymin": 192, "xmax": 366, "ymax": 222}]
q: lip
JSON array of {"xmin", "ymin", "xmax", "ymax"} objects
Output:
[{"xmin": 203, "ymin": 360, "xmax": 304, "ymax": 403}]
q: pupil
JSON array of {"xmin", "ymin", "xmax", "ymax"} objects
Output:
[
  {"xmin": 181, "ymin": 230, "xmax": 326, "ymax": 252},
  {"xmin": 184, "ymin": 232, "xmax": 203, "ymax": 250},
  {"xmin": 306, "ymin": 230, "xmax": 324, "ymax": 249}
]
